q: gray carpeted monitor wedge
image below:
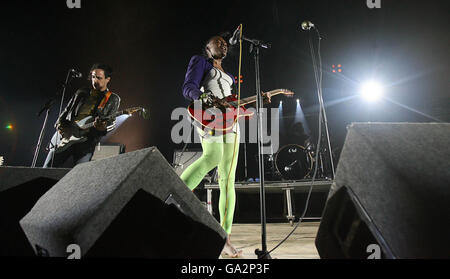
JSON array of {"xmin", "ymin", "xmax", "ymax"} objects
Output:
[
  {"xmin": 0, "ymin": 166, "xmax": 70, "ymax": 192},
  {"xmin": 316, "ymin": 123, "xmax": 450, "ymax": 259},
  {"xmin": 20, "ymin": 147, "xmax": 227, "ymax": 258},
  {"xmin": 0, "ymin": 167, "xmax": 71, "ymax": 256}
]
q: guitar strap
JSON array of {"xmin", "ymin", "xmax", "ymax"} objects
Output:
[{"xmin": 97, "ymin": 91, "xmax": 112, "ymax": 110}]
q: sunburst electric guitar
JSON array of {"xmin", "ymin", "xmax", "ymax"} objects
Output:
[
  {"xmin": 187, "ymin": 89, "xmax": 294, "ymax": 134},
  {"xmin": 48, "ymin": 107, "xmax": 147, "ymax": 154}
]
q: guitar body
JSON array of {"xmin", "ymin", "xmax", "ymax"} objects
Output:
[
  {"xmin": 47, "ymin": 107, "xmax": 146, "ymax": 154},
  {"xmin": 187, "ymin": 94, "xmax": 255, "ymax": 135},
  {"xmin": 48, "ymin": 116, "xmax": 93, "ymax": 154}
]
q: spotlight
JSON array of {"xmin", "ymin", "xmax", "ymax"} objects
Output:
[
  {"xmin": 294, "ymin": 98, "xmax": 311, "ymax": 135},
  {"xmin": 360, "ymin": 81, "xmax": 383, "ymax": 102},
  {"xmin": 332, "ymin": 64, "xmax": 342, "ymax": 73},
  {"xmin": 5, "ymin": 124, "xmax": 13, "ymax": 130}
]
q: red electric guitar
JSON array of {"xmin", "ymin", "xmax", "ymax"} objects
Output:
[{"xmin": 187, "ymin": 88, "xmax": 294, "ymax": 135}]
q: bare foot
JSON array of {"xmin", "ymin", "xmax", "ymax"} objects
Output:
[{"xmin": 221, "ymin": 236, "xmax": 243, "ymax": 258}]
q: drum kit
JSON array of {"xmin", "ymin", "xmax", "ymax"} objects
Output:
[
  {"xmin": 208, "ymin": 137, "xmax": 332, "ymax": 183},
  {"xmin": 260, "ymin": 140, "xmax": 331, "ymax": 181}
]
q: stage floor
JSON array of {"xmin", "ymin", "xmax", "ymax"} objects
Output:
[{"xmin": 220, "ymin": 222, "xmax": 320, "ymax": 259}]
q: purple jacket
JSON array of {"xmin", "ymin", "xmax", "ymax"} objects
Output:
[{"xmin": 182, "ymin": 55, "xmax": 234, "ymax": 101}]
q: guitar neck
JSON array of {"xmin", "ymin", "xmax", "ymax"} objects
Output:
[
  {"xmin": 79, "ymin": 110, "xmax": 125, "ymax": 130},
  {"xmin": 230, "ymin": 90, "xmax": 288, "ymax": 107}
]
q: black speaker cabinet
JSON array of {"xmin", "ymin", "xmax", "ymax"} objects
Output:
[
  {"xmin": 316, "ymin": 123, "xmax": 450, "ymax": 259},
  {"xmin": 20, "ymin": 147, "xmax": 227, "ymax": 258},
  {"xmin": 0, "ymin": 167, "xmax": 70, "ymax": 256}
]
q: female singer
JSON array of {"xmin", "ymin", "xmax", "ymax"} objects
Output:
[{"xmin": 181, "ymin": 34, "xmax": 242, "ymax": 257}]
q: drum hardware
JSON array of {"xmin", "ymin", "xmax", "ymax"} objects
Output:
[
  {"xmin": 251, "ymin": 153, "xmax": 282, "ymax": 182},
  {"xmin": 272, "ymin": 142, "xmax": 331, "ymax": 181}
]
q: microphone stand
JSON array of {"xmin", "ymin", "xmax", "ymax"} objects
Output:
[
  {"xmin": 31, "ymin": 69, "xmax": 74, "ymax": 168},
  {"xmin": 309, "ymin": 28, "xmax": 335, "ymax": 179},
  {"xmin": 244, "ymin": 35, "xmax": 272, "ymax": 259},
  {"xmin": 243, "ymin": 141, "xmax": 248, "ymax": 180},
  {"xmin": 31, "ymin": 100, "xmax": 53, "ymax": 168}
]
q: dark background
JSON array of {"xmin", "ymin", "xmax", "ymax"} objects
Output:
[{"xmin": 0, "ymin": 0, "xmax": 448, "ymax": 176}]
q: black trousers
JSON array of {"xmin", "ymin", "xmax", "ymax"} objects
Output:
[{"xmin": 43, "ymin": 139, "xmax": 97, "ymax": 168}]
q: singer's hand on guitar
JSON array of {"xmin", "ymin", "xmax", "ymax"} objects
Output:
[
  {"xmin": 262, "ymin": 91, "xmax": 272, "ymax": 104},
  {"xmin": 93, "ymin": 117, "xmax": 107, "ymax": 131},
  {"xmin": 57, "ymin": 121, "xmax": 73, "ymax": 139}
]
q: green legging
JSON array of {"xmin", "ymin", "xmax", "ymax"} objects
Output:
[{"xmin": 180, "ymin": 130, "xmax": 239, "ymax": 235}]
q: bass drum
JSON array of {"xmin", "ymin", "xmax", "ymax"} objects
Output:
[{"xmin": 275, "ymin": 144, "xmax": 313, "ymax": 180}]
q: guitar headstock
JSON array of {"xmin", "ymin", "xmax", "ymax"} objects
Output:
[
  {"xmin": 278, "ymin": 89, "xmax": 295, "ymax": 97},
  {"xmin": 123, "ymin": 107, "xmax": 150, "ymax": 119},
  {"xmin": 266, "ymin": 88, "xmax": 295, "ymax": 98}
]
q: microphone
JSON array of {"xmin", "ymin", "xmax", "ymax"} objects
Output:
[
  {"xmin": 70, "ymin": 69, "xmax": 83, "ymax": 78},
  {"xmin": 228, "ymin": 25, "xmax": 241, "ymax": 46},
  {"xmin": 301, "ymin": 20, "xmax": 315, "ymax": 31}
]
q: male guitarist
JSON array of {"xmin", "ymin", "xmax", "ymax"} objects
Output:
[{"xmin": 43, "ymin": 63, "xmax": 120, "ymax": 168}]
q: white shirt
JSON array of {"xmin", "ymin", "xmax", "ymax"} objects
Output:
[
  {"xmin": 197, "ymin": 67, "xmax": 239, "ymax": 136},
  {"xmin": 200, "ymin": 67, "xmax": 234, "ymax": 99}
]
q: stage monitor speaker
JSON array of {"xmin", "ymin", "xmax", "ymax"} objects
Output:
[
  {"xmin": 0, "ymin": 167, "xmax": 70, "ymax": 256},
  {"xmin": 20, "ymin": 147, "xmax": 227, "ymax": 258},
  {"xmin": 316, "ymin": 123, "xmax": 450, "ymax": 259}
]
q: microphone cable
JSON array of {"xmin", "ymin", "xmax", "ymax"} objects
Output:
[{"xmin": 221, "ymin": 23, "xmax": 243, "ymax": 231}]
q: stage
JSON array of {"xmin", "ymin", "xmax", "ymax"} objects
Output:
[
  {"xmin": 220, "ymin": 222, "xmax": 320, "ymax": 259},
  {"xmin": 205, "ymin": 180, "xmax": 332, "ymax": 224}
]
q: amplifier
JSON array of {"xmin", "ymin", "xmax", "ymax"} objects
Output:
[{"xmin": 91, "ymin": 143, "xmax": 125, "ymax": 161}]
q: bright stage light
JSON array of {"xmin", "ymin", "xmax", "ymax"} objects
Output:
[
  {"xmin": 294, "ymin": 98, "xmax": 310, "ymax": 135},
  {"xmin": 360, "ymin": 81, "xmax": 383, "ymax": 102}
]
